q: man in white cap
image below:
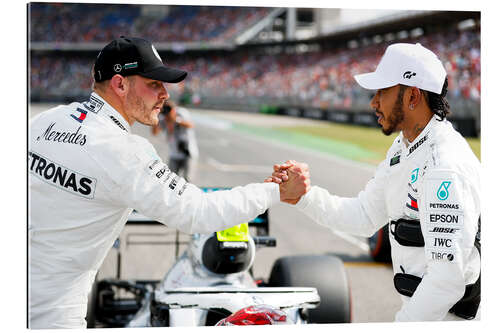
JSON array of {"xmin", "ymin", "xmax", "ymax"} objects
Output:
[{"xmin": 270, "ymin": 43, "xmax": 480, "ymax": 321}]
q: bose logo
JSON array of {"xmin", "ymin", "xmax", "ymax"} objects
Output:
[
  {"xmin": 408, "ymin": 134, "xmax": 428, "ymax": 155},
  {"xmin": 429, "ymin": 227, "xmax": 457, "ymax": 234}
]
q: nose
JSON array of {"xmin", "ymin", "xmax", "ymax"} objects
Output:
[
  {"xmin": 160, "ymin": 83, "xmax": 169, "ymax": 101},
  {"xmin": 370, "ymin": 91, "xmax": 380, "ymax": 110}
]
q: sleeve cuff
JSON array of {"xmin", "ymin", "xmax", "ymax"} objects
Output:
[
  {"xmin": 295, "ymin": 186, "xmax": 316, "ymax": 210},
  {"xmin": 263, "ymin": 182, "xmax": 281, "ymax": 206}
]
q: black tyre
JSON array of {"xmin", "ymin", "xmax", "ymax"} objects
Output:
[
  {"xmin": 86, "ymin": 276, "xmax": 99, "ymax": 328},
  {"xmin": 268, "ymin": 255, "xmax": 351, "ymax": 323},
  {"xmin": 368, "ymin": 224, "xmax": 392, "ymax": 263}
]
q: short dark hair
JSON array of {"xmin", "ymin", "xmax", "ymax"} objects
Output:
[{"xmin": 422, "ymin": 77, "xmax": 451, "ymax": 120}]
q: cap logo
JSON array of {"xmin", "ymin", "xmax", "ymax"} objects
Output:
[
  {"xmin": 403, "ymin": 71, "xmax": 416, "ymax": 79},
  {"xmin": 151, "ymin": 45, "xmax": 162, "ymax": 62},
  {"xmin": 114, "ymin": 64, "xmax": 122, "ymax": 72},
  {"xmin": 124, "ymin": 62, "xmax": 138, "ymax": 70}
]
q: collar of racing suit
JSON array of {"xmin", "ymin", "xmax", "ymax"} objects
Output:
[
  {"xmin": 90, "ymin": 92, "xmax": 132, "ymax": 133},
  {"xmin": 399, "ymin": 114, "xmax": 439, "ymax": 157}
]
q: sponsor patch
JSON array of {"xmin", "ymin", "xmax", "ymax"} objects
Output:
[
  {"xmin": 408, "ymin": 182, "xmax": 418, "ymax": 194},
  {"xmin": 28, "ymin": 151, "xmax": 96, "ymax": 199},
  {"xmin": 428, "ymin": 202, "xmax": 460, "ymax": 210},
  {"xmin": 124, "ymin": 62, "xmax": 138, "ymax": 69},
  {"xmin": 178, "ymin": 183, "xmax": 188, "ymax": 196},
  {"xmin": 390, "ymin": 155, "xmax": 400, "ymax": 166},
  {"xmin": 82, "ymin": 95, "xmax": 104, "ymax": 113},
  {"xmin": 425, "ymin": 249, "xmax": 456, "ymax": 262},
  {"xmin": 145, "ymin": 159, "xmax": 186, "ymax": 195},
  {"xmin": 405, "ymin": 193, "xmax": 419, "ymax": 212},
  {"xmin": 169, "ymin": 176, "xmax": 180, "ymax": 190},
  {"xmin": 70, "ymin": 107, "xmax": 88, "ymax": 123},
  {"xmin": 436, "ymin": 181, "xmax": 452, "ymax": 200},
  {"xmin": 427, "ymin": 212, "xmax": 464, "ymax": 227},
  {"xmin": 425, "ymin": 178, "xmax": 461, "ymax": 212},
  {"xmin": 407, "ymin": 134, "xmax": 428, "ymax": 156},
  {"xmin": 427, "ymin": 225, "xmax": 462, "ymax": 239},
  {"xmin": 109, "ymin": 115, "xmax": 128, "ymax": 132},
  {"xmin": 410, "ymin": 168, "xmax": 419, "ymax": 184},
  {"xmin": 426, "ymin": 236, "xmax": 456, "ymax": 249},
  {"xmin": 36, "ymin": 122, "xmax": 87, "ymax": 146},
  {"xmin": 146, "ymin": 159, "xmax": 171, "ymax": 182}
]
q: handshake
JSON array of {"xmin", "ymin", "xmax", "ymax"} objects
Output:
[{"xmin": 264, "ymin": 160, "xmax": 311, "ymax": 205}]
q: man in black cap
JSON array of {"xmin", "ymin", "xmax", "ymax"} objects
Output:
[{"xmin": 28, "ymin": 37, "xmax": 309, "ymax": 329}]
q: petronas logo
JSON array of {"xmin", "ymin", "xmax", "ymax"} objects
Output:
[
  {"xmin": 437, "ymin": 181, "xmax": 451, "ymax": 201},
  {"xmin": 124, "ymin": 62, "xmax": 138, "ymax": 69},
  {"xmin": 410, "ymin": 168, "xmax": 419, "ymax": 184}
]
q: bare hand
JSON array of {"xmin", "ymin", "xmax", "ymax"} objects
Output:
[
  {"xmin": 264, "ymin": 160, "xmax": 295, "ymax": 184},
  {"xmin": 265, "ymin": 160, "xmax": 310, "ymax": 204}
]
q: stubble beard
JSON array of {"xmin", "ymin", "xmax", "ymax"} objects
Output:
[
  {"xmin": 381, "ymin": 87, "xmax": 406, "ymax": 136},
  {"xmin": 126, "ymin": 89, "xmax": 159, "ymax": 126}
]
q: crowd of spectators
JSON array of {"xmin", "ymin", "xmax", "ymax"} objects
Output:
[
  {"xmin": 29, "ymin": 3, "xmax": 480, "ymax": 117},
  {"xmin": 30, "ymin": 27, "xmax": 480, "ymax": 116},
  {"xmin": 170, "ymin": 27, "xmax": 480, "ymax": 115},
  {"xmin": 30, "ymin": 3, "xmax": 272, "ymax": 43},
  {"xmin": 30, "ymin": 3, "xmax": 141, "ymax": 42},
  {"xmin": 140, "ymin": 6, "xmax": 272, "ymax": 43}
]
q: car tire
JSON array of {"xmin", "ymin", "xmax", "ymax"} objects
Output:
[
  {"xmin": 86, "ymin": 276, "xmax": 99, "ymax": 328},
  {"xmin": 268, "ymin": 255, "xmax": 351, "ymax": 323},
  {"xmin": 368, "ymin": 224, "xmax": 392, "ymax": 263}
]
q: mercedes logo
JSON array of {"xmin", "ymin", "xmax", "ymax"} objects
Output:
[{"xmin": 114, "ymin": 64, "xmax": 122, "ymax": 72}]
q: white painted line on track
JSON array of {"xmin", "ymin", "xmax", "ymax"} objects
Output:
[{"xmin": 193, "ymin": 111, "xmax": 377, "ymax": 174}]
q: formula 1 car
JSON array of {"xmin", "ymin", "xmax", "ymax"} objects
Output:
[{"xmin": 86, "ymin": 188, "xmax": 352, "ymax": 327}]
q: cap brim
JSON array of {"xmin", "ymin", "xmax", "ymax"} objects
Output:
[
  {"xmin": 354, "ymin": 72, "xmax": 398, "ymax": 90},
  {"xmin": 141, "ymin": 66, "xmax": 188, "ymax": 83}
]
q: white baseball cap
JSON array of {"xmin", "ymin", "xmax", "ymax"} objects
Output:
[{"xmin": 354, "ymin": 43, "xmax": 447, "ymax": 94}]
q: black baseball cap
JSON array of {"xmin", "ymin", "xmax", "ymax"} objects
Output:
[{"xmin": 93, "ymin": 36, "xmax": 187, "ymax": 83}]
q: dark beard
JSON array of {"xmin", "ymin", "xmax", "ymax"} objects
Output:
[{"xmin": 382, "ymin": 86, "xmax": 406, "ymax": 135}]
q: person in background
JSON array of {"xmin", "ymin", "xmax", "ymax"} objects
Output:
[{"xmin": 157, "ymin": 100, "xmax": 198, "ymax": 181}]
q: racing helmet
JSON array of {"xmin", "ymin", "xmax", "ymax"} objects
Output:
[{"xmin": 196, "ymin": 223, "xmax": 255, "ymax": 275}]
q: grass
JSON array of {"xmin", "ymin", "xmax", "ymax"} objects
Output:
[{"xmin": 276, "ymin": 122, "xmax": 481, "ymax": 163}]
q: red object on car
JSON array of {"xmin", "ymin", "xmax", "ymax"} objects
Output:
[{"xmin": 216, "ymin": 304, "xmax": 289, "ymax": 326}]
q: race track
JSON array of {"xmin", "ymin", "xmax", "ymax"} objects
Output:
[{"xmin": 29, "ymin": 104, "xmax": 402, "ymax": 323}]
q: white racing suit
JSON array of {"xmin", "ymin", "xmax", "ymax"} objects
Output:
[
  {"xmin": 296, "ymin": 115, "xmax": 480, "ymax": 321},
  {"xmin": 28, "ymin": 92, "xmax": 279, "ymax": 329}
]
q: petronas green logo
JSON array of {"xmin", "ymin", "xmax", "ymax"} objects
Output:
[
  {"xmin": 410, "ymin": 168, "xmax": 419, "ymax": 183},
  {"xmin": 437, "ymin": 181, "xmax": 451, "ymax": 201},
  {"xmin": 124, "ymin": 62, "xmax": 138, "ymax": 69}
]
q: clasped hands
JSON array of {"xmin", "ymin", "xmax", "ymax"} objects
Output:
[{"xmin": 264, "ymin": 160, "xmax": 310, "ymax": 204}]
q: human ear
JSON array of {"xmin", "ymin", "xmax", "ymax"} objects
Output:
[
  {"xmin": 110, "ymin": 75, "xmax": 127, "ymax": 97},
  {"xmin": 409, "ymin": 87, "xmax": 422, "ymax": 109}
]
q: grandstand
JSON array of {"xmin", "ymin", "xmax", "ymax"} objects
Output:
[{"xmin": 28, "ymin": 3, "xmax": 480, "ymax": 136}]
